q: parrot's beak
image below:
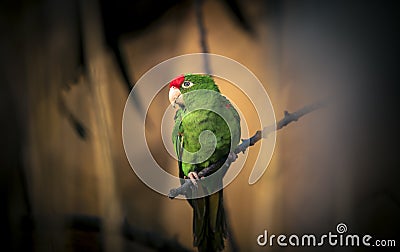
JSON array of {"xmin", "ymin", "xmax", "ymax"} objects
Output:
[{"xmin": 169, "ymin": 86, "xmax": 183, "ymax": 108}]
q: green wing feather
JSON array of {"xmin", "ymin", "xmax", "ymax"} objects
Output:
[
  {"xmin": 175, "ymin": 94, "xmax": 240, "ymax": 177},
  {"xmin": 172, "ymin": 109, "xmax": 184, "ymax": 179}
]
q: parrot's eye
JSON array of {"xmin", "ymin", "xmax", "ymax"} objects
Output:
[{"xmin": 182, "ymin": 81, "xmax": 194, "ymax": 89}]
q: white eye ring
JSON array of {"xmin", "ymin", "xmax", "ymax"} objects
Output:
[{"xmin": 182, "ymin": 81, "xmax": 194, "ymax": 88}]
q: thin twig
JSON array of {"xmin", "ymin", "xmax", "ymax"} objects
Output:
[{"xmin": 168, "ymin": 101, "xmax": 325, "ymax": 199}]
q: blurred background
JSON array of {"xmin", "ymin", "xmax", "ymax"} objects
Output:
[{"xmin": 0, "ymin": 0, "xmax": 399, "ymax": 251}]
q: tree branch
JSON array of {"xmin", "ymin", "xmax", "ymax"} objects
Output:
[{"xmin": 168, "ymin": 101, "xmax": 325, "ymax": 199}]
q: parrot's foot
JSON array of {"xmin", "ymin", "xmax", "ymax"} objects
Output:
[
  {"xmin": 185, "ymin": 172, "xmax": 199, "ymax": 187},
  {"xmin": 228, "ymin": 151, "xmax": 238, "ymax": 163}
]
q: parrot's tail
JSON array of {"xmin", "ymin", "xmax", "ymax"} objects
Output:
[{"xmin": 190, "ymin": 190, "xmax": 227, "ymax": 252}]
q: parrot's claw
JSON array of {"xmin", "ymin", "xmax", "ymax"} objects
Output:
[{"xmin": 186, "ymin": 172, "xmax": 199, "ymax": 187}]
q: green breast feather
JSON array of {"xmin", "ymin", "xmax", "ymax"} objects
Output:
[{"xmin": 172, "ymin": 75, "xmax": 241, "ymax": 177}]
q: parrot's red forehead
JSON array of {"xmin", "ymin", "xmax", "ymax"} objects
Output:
[{"xmin": 169, "ymin": 75, "xmax": 185, "ymax": 88}]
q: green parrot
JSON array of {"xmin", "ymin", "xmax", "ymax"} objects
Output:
[{"xmin": 168, "ymin": 74, "xmax": 241, "ymax": 251}]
